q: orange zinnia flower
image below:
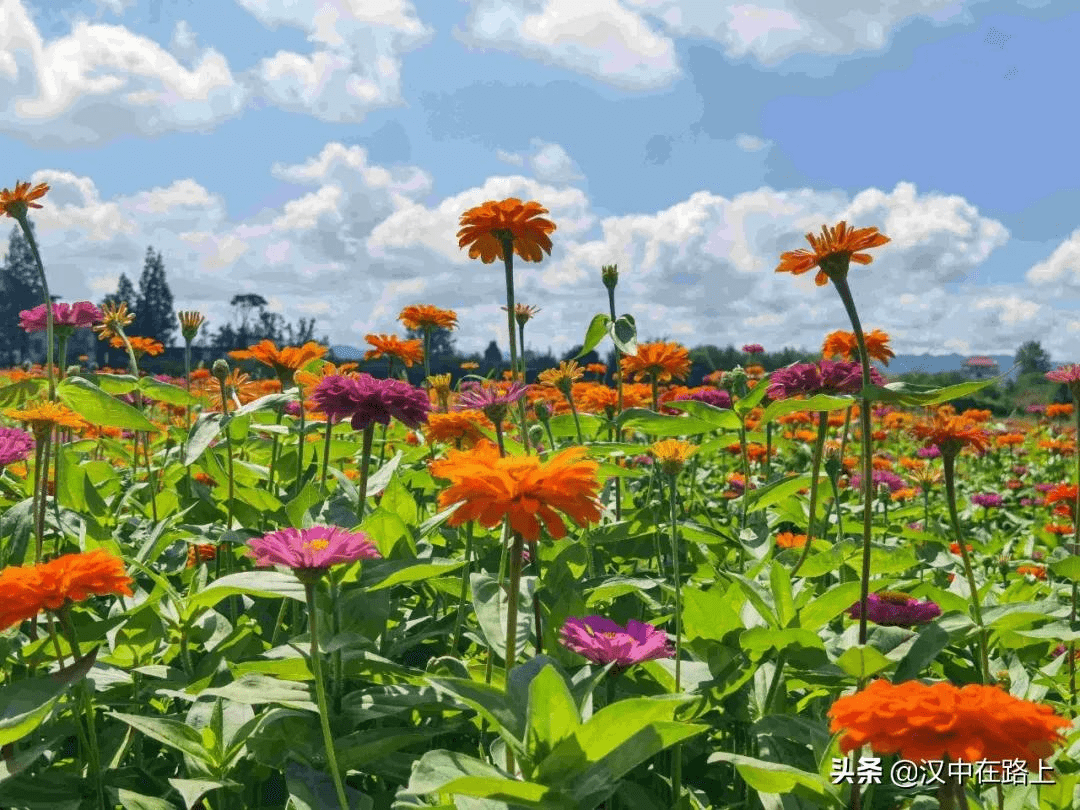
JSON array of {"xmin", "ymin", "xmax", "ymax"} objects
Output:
[
  {"xmin": 294, "ymin": 361, "xmax": 359, "ymax": 399},
  {"xmin": 822, "ymin": 329, "xmax": 895, "ymax": 365},
  {"xmin": 1017, "ymin": 564, "xmax": 1047, "ymax": 580},
  {"xmin": 1, "ymin": 180, "xmax": 50, "ymax": 219},
  {"xmin": 776, "ymin": 531, "xmax": 807, "ymax": 549},
  {"xmin": 650, "ymin": 439, "xmax": 696, "ymax": 475},
  {"xmin": 0, "ymin": 549, "xmax": 133, "ymax": 630},
  {"xmin": 620, "ymin": 341, "xmax": 691, "ymax": 383},
  {"xmin": 911, "ymin": 413, "xmax": 991, "ymax": 457},
  {"xmin": 229, "ymin": 340, "xmax": 328, "ymax": 382},
  {"xmin": 775, "ymin": 221, "xmax": 890, "ymax": 286},
  {"xmin": 5, "ymin": 401, "xmax": 87, "ymax": 434},
  {"xmin": 364, "ymin": 334, "xmax": 424, "ymax": 368},
  {"xmin": 186, "ymin": 544, "xmax": 217, "ymax": 568},
  {"xmin": 424, "ymin": 410, "xmax": 495, "ymax": 448},
  {"xmin": 457, "ymin": 198, "xmax": 557, "ymax": 264},
  {"xmin": 111, "ymin": 335, "xmax": 164, "ymax": 357},
  {"xmin": 1047, "ymin": 403, "xmax": 1074, "ymax": 419},
  {"xmin": 398, "ymin": 304, "xmax": 458, "ymax": 332},
  {"xmin": 829, "ymin": 679, "xmax": 1068, "ymax": 767},
  {"xmin": 431, "ymin": 440, "xmax": 602, "ymax": 541}
]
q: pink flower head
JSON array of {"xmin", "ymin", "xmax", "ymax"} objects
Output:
[
  {"xmin": 742, "ymin": 344, "xmax": 765, "ymax": 355},
  {"xmin": 766, "ymin": 360, "xmax": 884, "ymax": 400},
  {"xmin": 971, "ymin": 492, "xmax": 1004, "ymax": 509},
  {"xmin": 848, "ymin": 592, "xmax": 941, "ymax": 627},
  {"xmin": 559, "ymin": 615, "xmax": 674, "ymax": 670},
  {"xmin": 309, "ymin": 373, "xmax": 430, "ymax": 432},
  {"xmin": 19, "ymin": 301, "xmax": 102, "ymax": 334},
  {"xmin": 675, "ymin": 388, "xmax": 732, "ymax": 410},
  {"xmin": 0, "ymin": 427, "xmax": 34, "ymax": 466},
  {"xmin": 1046, "ymin": 365, "xmax": 1080, "ymax": 385},
  {"xmin": 247, "ymin": 526, "xmax": 380, "ymax": 579}
]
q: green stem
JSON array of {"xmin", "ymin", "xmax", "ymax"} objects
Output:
[
  {"xmin": 357, "ymin": 425, "xmax": 374, "ymax": 519},
  {"xmin": 503, "ymin": 531, "xmax": 525, "ymax": 774},
  {"xmin": 295, "ymin": 396, "xmax": 306, "ymax": 490},
  {"xmin": 607, "ymin": 286, "xmax": 624, "ymax": 521},
  {"xmin": 304, "ymin": 581, "xmax": 350, "ymax": 810},
  {"xmin": 499, "ymin": 236, "xmax": 519, "ymax": 383},
  {"xmin": 321, "ymin": 417, "xmax": 334, "ymax": 493},
  {"xmin": 566, "ymin": 394, "xmax": 585, "ymax": 445},
  {"xmin": 422, "ymin": 326, "xmax": 431, "ymax": 380},
  {"xmin": 58, "ymin": 607, "xmax": 106, "ymax": 810},
  {"xmin": 268, "ymin": 406, "xmax": 285, "ymax": 495},
  {"xmin": 791, "ymin": 410, "xmax": 830, "ymax": 576},
  {"xmin": 943, "ymin": 453, "xmax": 990, "ymax": 683},
  {"xmin": 667, "ymin": 472, "xmax": 683, "ymax": 803},
  {"xmin": 452, "ymin": 523, "xmax": 475, "ymax": 650}
]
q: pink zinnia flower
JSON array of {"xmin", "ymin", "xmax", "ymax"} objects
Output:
[
  {"xmin": 742, "ymin": 344, "xmax": 765, "ymax": 354},
  {"xmin": 19, "ymin": 301, "xmax": 102, "ymax": 333},
  {"xmin": 309, "ymin": 373, "xmax": 430, "ymax": 431},
  {"xmin": 971, "ymin": 492, "xmax": 1004, "ymax": 509},
  {"xmin": 1046, "ymin": 365, "xmax": 1080, "ymax": 385},
  {"xmin": 559, "ymin": 615, "xmax": 674, "ymax": 670},
  {"xmin": 247, "ymin": 526, "xmax": 380, "ymax": 579},
  {"xmin": 0, "ymin": 427, "xmax": 34, "ymax": 465},
  {"xmin": 848, "ymin": 592, "xmax": 941, "ymax": 627},
  {"xmin": 766, "ymin": 360, "xmax": 884, "ymax": 400},
  {"xmin": 675, "ymin": 388, "xmax": 732, "ymax": 410}
]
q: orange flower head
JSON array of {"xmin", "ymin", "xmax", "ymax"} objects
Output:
[
  {"xmin": 829, "ymin": 679, "xmax": 1068, "ymax": 767},
  {"xmin": 398, "ymin": 305, "xmax": 458, "ymax": 332},
  {"xmin": 822, "ymin": 329, "xmax": 894, "ymax": 365},
  {"xmin": 0, "ymin": 549, "xmax": 133, "ymax": 630},
  {"xmin": 424, "ymin": 410, "xmax": 495, "ymax": 448},
  {"xmin": 94, "ymin": 301, "xmax": 135, "ymax": 341},
  {"xmin": 776, "ymin": 221, "xmax": 890, "ymax": 286},
  {"xmin": 911, "ymin": 413, "xmax": 991, "ymax": 457},
  {"xmin": 363, "ymin": 334, "xmax": 424, "ymax": 368},
  {"xmin": 460, "ymin": 361, "xmax": 479, "ymax": 370},
  {"xmin": 457, "ymin": 198, "xmax": 556, "ymax": 263},
  {"xmin": 776, "ymin": 531, "xmax": 807, "ymax": 549},
  {"xmin": 650, "ymin": 439, "xmax": 697, "ymax": 476},
  {"xmin": 432, "ymin": 440, "xmax": 602, "ymax": 541},
  {"xmin": 502, "ymin": 303, "xmax": 542, "ymax": 327},
  {"xmin": 5, "ymin": 401, "xmax": 88, "ymax": 435},
  {"xmin": 1, "ymin": 180, "xmax": 50, "ymax": 220},
  {"xmin": 230, "ymin": 340, "xmax": 328, "ymax": 383},
  {"xmin": 620, "ymin": 341, "xmax": 691, "ymax": 383},
  {"xmin": 537, "ymin": 360, "xmax": 585, "ymax": 395},
  {"xmin": 111, "ymin": 335, "xmax": 164, "ymax": 357},
  {"xmin": 186, "ymin": 544, "xmax": 217, "ymax": 568}
]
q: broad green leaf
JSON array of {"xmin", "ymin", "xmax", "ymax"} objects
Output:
[
  {"xmin": 1051, "ymin": 556, "xmax": 1080, "ymax": 582},
  {"xmin": 616, "ymin": 408, "xmax": 717, "ymax": 437},
  {"xmin": 167, "ymin": 779, "xmax": 239, "ymax": 810},
  {"xmin": 525, "ymin": 666, "xmax": 581, "ymax": 766},
  {"xmin": 425, "ymin": 678, "xmax": 525, "ymax": 755},
  {"xmin": 139, "ymin": 376, "xmax": 199, "ymax": 405},
  {"xmin": 110, "ymin": 712, "xmax": 214, "ymax": 765},
  {"xmin": 760, "ymin": 394, "xmax": 853, "ymax": 424},
  {"xmin": 893, "ymin": 624, "xmax": 950, "ymax": 682},
  {"xmin": 234, "ymin": 392, "xmax": 293, "ymax": 416},
  {"xmin": 707, "ymin": 753, "xmax": 842, "ymax": 807},
  {"xmin": 662, "ymin": 399, "xmax": 740, "ymax": 430},
  {"xmin": 408, "ymin": 751, "xmax": 564, "ymax": 809},
  {"xmin": 94, "ymin": 373, "xmax": 139, "ymax": 395},
  {"xmin": 746, "ymin": 472, "xmax": 830, "ymax": 513},
  {"xmin": 769, "ymin": 564, "xmax": 795, "ymax": 627},
  {"xmin": 117, "ymin": 789, "xmax": 179, "ymax": 810},
  {"xmin": 860, "ymin": 375, "xmax": 1002, "ymax": 406},
  {"xmin": 184, "ymin": 413, "xmax": 222, "ymax": 466},
  {"xmin": 608, "ymin": 314, "xmax": 637, "ymax": 356},
  {"xmin": 575, "ymin": 314, "xmax": 611, "ymax": 359},
  {"xmin": 799, "ymin": 581, "xmax": 866, "ymax": 632},
  {"xmin": 197, "ymin": 674, "xmax": 317, "ymax": 713},
  {"xmin": 470, "ymin": 572, "xmax": 533, "ymax": 663},
  {"xmin": 56, "ymin": 376, "xmax": 156, "ymax": 431},
  {"xmin": 0, "ymin": 649, "xmax": 97, "ymax": 747},
  {"xmin": 835, "ymin": 645, "xmax": 892, "ymax": 679},
  {"xmin": 740, "ymin": 627, "xmax": 825, "ymax": 657},
  {"xmin": 367, "ymin": 559, "xmax": 465, "ymax": 591},
  {"xmin": 187, "ymin": 571, "xmax": 306, "ymax": 611},
  {"xmin": 734, "ymin": 381, "xmax": 767, "ymax": 414}
]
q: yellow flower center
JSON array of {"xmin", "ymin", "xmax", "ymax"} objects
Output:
[{"xmin": 303, "ymin": 539, "xmax": 330, "ymax": 551}]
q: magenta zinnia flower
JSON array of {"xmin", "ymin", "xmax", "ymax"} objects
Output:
[
  {"xmin": 559, "ymin": 615, "xmax": 674, "ymax": 670},
  {"xmin": 248, "ymin": 526, "xmax": 380, "ymax": 578},
  {"xmin": 971, "ymin": 492, "xmax": 1004, "ymax": 509},
  {"xmin": 675, "ymin": 388, "xmax": 732, "ymax": 410},
  {"xmin": 766, "ymin": 360, "xmax": 884, "ymax": 400},
  {"xmin": 1046, "ymin": 364, "xmax": 1080, "ymax": 385},
  {"xmin": 916, "ymin": 446, "xmax": 941, "ymax": 459},
  {"xmin": 0, "ymin": 427, "xmax": 34, "ymax": 466},
  {"xmin": 848, "ymin": 591, "xmax": 941, "ymax": 627},
  {"xmin": 309, "ymin": 373, "xmax": 430, "ymax": 431},
  {"xmin": 850, "ymin": 469, "xmax": 906, "ymax": 493},
  {"xmin": 19, "ymin": 301, "xmax": 102, "ymax": 334},
  {"xmin": 742, "ymin": 344, "xmax": 764, "ymax": 354},
  {"xmin": 454, "ymin": 381, "xmax": 528, "ymax": 422}
]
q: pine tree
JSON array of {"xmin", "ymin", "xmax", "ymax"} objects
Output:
[
  {"xmin": 0, "ymin": 224, "xmax": 44, "ymax": 363},
  {"xmin": 132, "ymin": 246, "xmax": 176, "ymax": 346},
  {"xmin": 102, "ymin": 273, "xmax": 137, "ymax": 311}
]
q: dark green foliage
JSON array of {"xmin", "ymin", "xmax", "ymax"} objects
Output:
[
  {"xmin": 132, "ymin": 246, "xmax": 177, "ymax": 346},
  {"xmin": 0, "ymin": 225, "xmax": 44, "ymax": 364}
]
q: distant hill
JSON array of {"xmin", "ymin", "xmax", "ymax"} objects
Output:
[
  {"xmin": 882, "ymin": 353, "xmax": 1019, "ymax": 379},
  {"xmin": 330, "ymin": 344, "xmax": 365, "ymax": 360}
]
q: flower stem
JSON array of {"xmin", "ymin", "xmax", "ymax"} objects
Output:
[
  {"xmin": 943, "ymin": 452, "xmax": 990, "ymax": 683},
  {"xmin": 504, "ymin": 531, "xmax": 525, "ymax": 774},
  {"xmin": 303, "ymin": 581, "xmax": 350, "ymax": 810},
  {"xmin": 320, "ymin": 417, "xmax": 334, "ymax": 493},
  {"xmin": 295, "ymin": 396, "xmax": 306, "ymax": 490},
  {"xmin": 1071, "ymin": 404, "xmax": 1080, "ymax": 715},
  {"xmin": 607, "ymin": 287, "xmax": 624, "ymax": 521},
  {"xmin": 357, "ymin": 425, "xmax": 374, "ymax": 519},
  {"xmin": 499, "ymin": 236, "xmax": 520, "ymax": 383},
  {"xmin": 58, "ymin": 607, "xmax": 106, "ymax": 810},
  {"xmin": 792, "ymin": 410, "xmax": 830, "ymax": 576},
  {"xmin": 452, "ymin": 522, "xmax": 475, "ymax": 651},
  {"xmin": 666, "ymin": 472, "xmax": 683, "ymax": 803}
]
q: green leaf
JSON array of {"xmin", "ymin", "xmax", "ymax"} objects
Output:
[
  {"xmin": 0, "ymin": 649, "xmax": 97, "ymax": 747},
  {"xmin": 117, "ymin": 789, "xmax": 180, "ymax": 810},
  {"xmin": 139, "ymin": 376, "xmax": 199, "ymax": 406},
  {"xmin": 183, "ymin": 413, "xmax": 222, "ymax": 466},
  {"xmin": 608, "ymin": 314, "xmax": 637, "ymax": 356},
  {"xmin": 734, "ymin": 381, "xmax": 767, "ymax": 415},
  {"xmin": 616, "ymin": 408, "xmax": 717, "ymax": 437},
  {"xmin": 56, "ymin": 376, "xmax": 156, "ymax": 431},
  {"xmin": 167, "ymin": 779, "xmax": 239, "ymax": 810},
  {"xmin": 861, "ymin": 375, "xmax": 1001, "ymax": 406},
  {"xmin": 94, "ymin": 373, "xmax": 139, "ymax": 395},
  {"xmin": 893, "ymin": 624, "xmax": 950, "ymax": 683},
  {"xmin": 110, "ymin": 712, "xmax": 214, "ymax": 766},
  {"xmin": 769, "ymin": 564, "xmax": 795, "ymax": 627},
  {"xmin": 225, "ymin": 413, "xmax": 251, "ymax": 443},
  {"xmin": 285, "ymin": 481, "xmax": 322, "ymax": 529},
  {"xmin": 234, "ymin": 392, "xmax": 293, "ymax": 416},
  {"xmin": 367, "ymin": 559, "xmax": 465, "ymax": 591},
  {"xmin": 408, "ymin": 751, "xmax": 565, "ymax": 809},
  {"xmin": 575, "ymin": 314, "xmax": 611, "ymax": 359},
  {"xmin": 662, "ymin": 399, "xmax": 741, "ymax": 431},
  {"xmin": 1051, "ymin": 556, "xmax": 1080, "ymax": 582},
  {"xmin": 187, "ymin": 571, "xmax": 307, "ymax": 611},
  {"xmin": 799, "ymin": 581, "xmax": 865, "ymax": 632},
  {"xmin": 525, "ymin": 665, "xmax": 581, "ymax": 766},
  {"xmin": 470, "ymin": 572, "xmax": 533, "ymax": 663},
  {"xmin": 760, "ymin": 394, "xmax": 853, "ymax": 425},
  {"xmin": 745, "ymin": 472, "xmax": 831, "ymax": 513},
  {"xmin": 365, "ymin": 452, "xmax": 403, "ymax": 498},
  {"xmin": 740, "ymin": 627, "xmax": 825, "ymax": 657},
  {"xmin": 835, "ymin": 645, "xmax": 893, "ymax": 679},
  {"xmin": 197, "ymin": 674, "xmax": 317, "ymax": 713},
  {"xmin": 426, "ymin": 678, "xmax": 525, "ymax": 754},
  {"xmin": 707, "ymin": 753, "xmax": 842, "ymax": 807}
]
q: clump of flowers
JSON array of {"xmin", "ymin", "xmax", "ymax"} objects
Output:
[{"xmin": 559, "ymin": 615, "xmax": 673, "ymax": 670}]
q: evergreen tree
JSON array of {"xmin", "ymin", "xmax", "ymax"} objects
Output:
[
  {"xmin": 483, "ymin": 340, "xmax": 502, "ymax": 365},
  {"xmin": 132, "ymin": 247, "xmax": 176, "ymax": 346},
  {"xmin": 0, "ymin": 224, "xmax": 44, "ymax": 363},
  {"xmin": 102, "ymin": 273, "xmax": 137, "ymax": 310},
  {"xmin": 1016, "ymin": 340, "xmax": 1051, "ymax": 376}
]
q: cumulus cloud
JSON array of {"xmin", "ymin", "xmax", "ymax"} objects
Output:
[
  {"xmin": 457, "ymin": 0, "xmax": 680, "ymax": 91},
  {"xmin": 0, "ymin": 0, "xmax": 247, "ymax": 146},
  {"xmin": 734, "ymin": 133, "xmax": 770, "ymax": 151},
  {"xmin": 1027, "ymin": 228, "xmax": 1080, "ymax": 291},
  {"xmin": 18, "ymin": 147, "xmax": 1071, "ymax": 359},
  {"xmin": 236, "ymin": 0, "xmax": 432, "ymax": 122},
  {"xmin": 496, "ymin": 139, "xmax": 584, "ymax": 184}
]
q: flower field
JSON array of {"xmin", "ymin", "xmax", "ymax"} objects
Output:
[{"xmin": 3, "ymin": 183, "xmax": 1080, "ymax": 810}]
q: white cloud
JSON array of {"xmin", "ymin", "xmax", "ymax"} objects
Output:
[
  {"xmin": 170, "ymin": 20, "xmax": 199, "ymax": 61},
  {"xmin": 457, "ymin": 0, "xmax": 680, "ymax": 91},
  {"xmin": 496, "ymin": 139, "xmax": 584, "ymax": 184},
  {"xmin": 0, "ymin": 0, "xmax": 247, "ymax": 146},
  {"xmin": 236, "ymin": 0, "xmax": 431, "ymax": 122},
  {"xmin": 1027, "ymin": 228, "xmax": 1080, "ymax": 290},
  {"xmin": 734, "ymin": 133, "xmax": 770, "ymax": 152}
]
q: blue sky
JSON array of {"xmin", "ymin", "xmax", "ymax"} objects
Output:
[{"xmin": 4, "ymin": 0, "xmax": 1079, "ymax": 360}]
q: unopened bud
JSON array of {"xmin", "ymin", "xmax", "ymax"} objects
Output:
[
  {"xmin": 211, "ymin": 359, "xmax": 230, "ymax": 380},
  {"xmin": 534, "ymin": 401, "xmax": 552, "ymax": 422},
  {"xmin": 601, "ymin": 264, "xmax": 618, "ymax": 290}
]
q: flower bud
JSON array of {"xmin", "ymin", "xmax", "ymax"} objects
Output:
[
  {"xmin": 601, "ymin": 264, "xmax": 618, "ymax": 290},
  {"xmin": 534, "ymin": 401, "xmax": 552, "ymax": 422},
  {"xmin": 211, "ymin": 359, "xmax": 230, "ymax": 380}
]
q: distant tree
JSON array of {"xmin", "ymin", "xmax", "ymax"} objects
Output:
[
  {"xmin": 483, "ymin": 340, "xmax": 502, "ymax": 365},
  {"xmin": 131, "ymin": 247, "xmax": 176, "ymax": 345},
  {"xmin": 1016, "ymin": 340, "xmax": 1051, "ymax": 376},
  {"xmin": 0, "ymin": 224, "xmax": 44, "ymax": 363}
]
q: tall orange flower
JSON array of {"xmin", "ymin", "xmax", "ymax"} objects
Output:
[
  {"xmin": 110, "ymin": 335, "xmax": 164, "ymax": 357},
  {"xmin": 829, "ymin": 679, "xmax": 1068, "ymax": 767},
  {"xmin": 364, "ymin": 334, "xmax": 424, "ymax": 368},
  {"xmin": 775, "ymin": 221, "xmax": 890, "ymax": 287},
  {"xmin": 431, "ymin": 440, "xmax": 602, "ymax": 541},
  {"xmin": 910, "ymin": 413, "xmax": 991, "ymax": 457},
  {"xmin": 398, "ymin": 305, "xmax": 458, "ymax": 331},
  {"xmin": 457, "ymin": 198, "xmax": 557, "ymax": 263},
  {"xmin": 822, "ymin": 329, "xmax": 895, "ymax": 365},
  {"xmin": 0, "ymin": 549, "xmax": 134, "ymax": 630},
  {"xmin": 425, "ymin": 410, "xmax": 495, "ymax": 448},
  {"xmin": 1, "ymin": 180, "xmax": 50, "ymax": 220},
  {"xmin": 229, "ymin": 340, "xmax": 328, "ymax": 383},
  {"xmin": 620, "ymin": 341, "xmax": 691, "ymax": 383},
  {"xmin": 5, "ymin": 401, "xmax": 87, "ymax": 434}
]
